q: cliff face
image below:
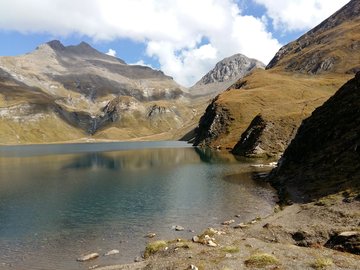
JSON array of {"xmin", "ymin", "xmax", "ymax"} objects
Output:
[
  {"xmin": 270, "ymin": 72, "xmax": 360, "ymax": 202},
  {"xmin": 193, "ymin": 0, "xmax": 359, "ymax": 156},
  {"xmin": 231, "ymin": 114, "xmax": 298, "ymax": 158},
  {"xmin": 190, "ymin": 54, "xmax": 264, "ymax": 98},
  {"xmin": 193, "ymin": 96, "xmax": 233, "ymax": 147}
]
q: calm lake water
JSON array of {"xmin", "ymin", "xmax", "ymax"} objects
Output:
[{"xmin": 0, "ymin": 141, "xmax": 276, "ymax": 270}]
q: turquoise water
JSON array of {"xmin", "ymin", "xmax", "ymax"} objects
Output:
[{"xmin": 0, "ymin": 142, "xmax": 276, "ymax": 270}]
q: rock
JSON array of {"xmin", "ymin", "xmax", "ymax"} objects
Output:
[
  {"xmin": 207, "ymin": 240, "xmax": 218, "ymax": 247},
  {"xmin": 192, "ymin": 236, "xmax": 200, "ymax": 243},
  {"xmin": 77, "ymin": 253, "xmax": 99, "ymax": 262},
  {"xmin": 234, "ymin": 223, "xmax": 249, "ymax": 229},
  {"xmin": 88, "ymin": 265, "xmax": 99, "ymax": 270},
  {"xmin": 175, "ymin": 225, "xmax": 185, "ymax": 231},
  {"xmin": 204, "ymin": 235, "xmax": 214, "ymax": 241},
  {"xmin": 104, "ymin": 249, "xmax": 120, "ymax": 256},
  {"xmin": 325, "ymin": 231, "xmax": 360, "ymax": 254},
  {"xmin": 339, "ymin": 231, "xmax": 360, "ymax": 237},
  {"xmin": 222, "ymin": 219, "xmax": 235, "ymax": 225},
  {"xmin": 134, "ymin": 256, "xmax": 143, "ymax": 262},
  {"xmin": 189, "ymin": 265, "xmax": 199, "ymax": 270},
  {"xmin": 145, "ymin": 233, "xmax": 156, "ymax": 238}
]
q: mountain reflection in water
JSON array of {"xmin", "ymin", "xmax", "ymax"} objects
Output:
[{"xmin": 0, "ymin": 142, "xmax": 276, "ymax": 270}]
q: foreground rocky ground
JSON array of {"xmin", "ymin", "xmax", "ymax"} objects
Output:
[{"xmin": 93, "ymin": 193, "xmax": 359, "ymax": 270}]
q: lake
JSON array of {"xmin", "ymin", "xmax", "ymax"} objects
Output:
[{"xmin": 0, "ymin": 141, "xmax": 276, "ymax": 270}]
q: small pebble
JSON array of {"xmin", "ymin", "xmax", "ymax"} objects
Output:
[
  {"xmin": 222, "ymin": 219, "xmax": 235, "ymax": 225},
  {"xmin": 207, "ymin": 240, "xmax": 217, "ymax": 247},
  {"xmin": 175, "ymin": 225, "xmax": 185, "ymax": 231},
  {"xmin": 192, "ymin": 235, "xmax": 200, "ymax": 243},
  {"xmin": 77, "ymin": 253, "xmax": 99, "ymax": 262},
  {"xmin": 145, "ymin": 233, "xmax": 156, "ymax": 238},
  {"xmin": 104, "ymin": 249, "xmax": 120, "ymax": 256}
]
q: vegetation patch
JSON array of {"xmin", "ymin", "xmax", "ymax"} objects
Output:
[
  {"xmin": 310, "ymin": 257, "xmax": 333, "ymax": 269},
  {"xmin": 221, "ymin": 246, "xmax": 240, "ymax": 253},
  {"xmin": 244, "ymin": 253, "xmax": 279, "ymax": 268},
  {"xmin": 144, "ymin": 240, "xmax": 168, "ymax": 258}
]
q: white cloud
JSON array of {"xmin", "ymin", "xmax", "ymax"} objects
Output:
[
  {"xmin": 0, "ymin": 0, "xmax": 282, "ymax": 86},
  {"xmin": 129, "ymin": 60, "xmax": 155, "ymax": 69},
  {"xmin": 253, "ymin": 0, "xmax": 349, "ymax": 32},
  {"xmin": 0, "ymin": 0, "xmax": 346, "ymax": 86},
  {"xmin": 106, "ymin": 48, "xmax": 116, "ymax": 57}
]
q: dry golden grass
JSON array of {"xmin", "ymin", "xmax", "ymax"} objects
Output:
[
  {"xmin": 270, "ymin": 19, "xmax": 360, "ymax": 74},
  {"xmin": 206, "ymin": 69, "xmax": 352, "ymax": 149}
]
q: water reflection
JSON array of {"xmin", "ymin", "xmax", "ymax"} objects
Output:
[{"xmin": 0, "ymin": 142, "xmax": 276, "ymax": 270}]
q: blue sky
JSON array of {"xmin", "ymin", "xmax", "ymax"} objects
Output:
[{"xmin": 0, "ymin": 0, "xmax": 349, "ymax": 86}]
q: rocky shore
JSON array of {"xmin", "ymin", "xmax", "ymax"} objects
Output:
[{"xmin": 88, "ymin": 196, "xmax": 359, "ymax": 270}]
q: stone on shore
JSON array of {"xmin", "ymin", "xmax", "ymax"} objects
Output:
[
  {"xmin": 104, "ymin": 249, "xmax": 120, "ymax": 256},
  {"xmin": 222, "ymin": 219, "xmax": 235, "ymax": 225},
  {"xmin": 77, "ymin": 253, "xmax": 99, "ymax": 262},
  {"xmin": 145, "ymin": 233, "xmax": 156, "ymax": 238},
  {"xmin": 175, "ymin": 225, "xmax": 185, "ymax": 231}
]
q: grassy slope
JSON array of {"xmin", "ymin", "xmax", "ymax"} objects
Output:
[{"xmin": 205, "ymin": 69, "xmax": 351, "ymax": 149}]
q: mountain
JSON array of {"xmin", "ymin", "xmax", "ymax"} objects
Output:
[
  {"xmin": 0, "ymin": 40, "xmax": 197, "ymax": 144},
  {"xmin": 193, "ymin": 0, "xmax": 359, "ymax": 158},
  {"xmin": 190, "ymin": 54, "xmax": 265, "ymax": 97},
  {"xmin": 269, "ymin": 72, "xmax": 360, "ymax": 203},
  {"xmin": 267, "ymin": 0, "xmax": 360, "ymax": 74}
]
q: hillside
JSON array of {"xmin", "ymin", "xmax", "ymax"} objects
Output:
[
  {"xmin": 193, "ymin": 0, "xmax": 359, "ymax": 158},
  {"xmin": 0, "ymin": 41, "xmax": 198, "ymax": 144},
  {"xmin": 267, "ymin": 0, "xmax": 360, "ymax": 74},
  {"xmin": 270, "ymin": 72, "xmax": 360, "ymax": 203}
]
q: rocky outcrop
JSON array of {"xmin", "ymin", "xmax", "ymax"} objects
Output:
[
  {"xmin": 231, "ymin": 114, "xmax": 298, "ymax": 158},
  {"xmin": 190, "ymin": 54, "xmax": 264, "ymax": 97},
  {"xmin": 196, "ymin": 54, "xmax": 264, "ymax": 85},
  {"xmin": 269, "ymin": 72, "xmax": 360, "ymax": 202},
  {"xmin": 193, "ymin": 96, "xmax": 233, "ymax": 147},
  {"xmin": 267, "ymin": 0, "xmax": 360, "ymax": 74}
]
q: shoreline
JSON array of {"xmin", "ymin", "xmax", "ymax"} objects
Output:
[{"xmin": 94, "ymin": 193, "xmax": 360, "ymax": 270}]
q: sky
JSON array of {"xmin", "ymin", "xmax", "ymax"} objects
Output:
[{"xmin": 0, "ymin": 0, "xmax": 349, "ymax": 87}]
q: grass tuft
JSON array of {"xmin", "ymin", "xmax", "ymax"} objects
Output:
[
  {"xmin": 311, "ymin": 257, "xmax": 333, "ymax": 269},
  {"xmin": 144, "ymin": 240, "xmax": 168, "ymax": 258},
  {"xmin": 221, "ymin": 246, "xmax": 240, "ymax": 253},
  {"xmin": 244, "ymin": 253, "xmax": 279, "ymax": 268}
]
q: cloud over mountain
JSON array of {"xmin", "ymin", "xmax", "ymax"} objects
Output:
[{"xmin": 0, "ymin": 0, "xmax": 348, "ymax": 86}]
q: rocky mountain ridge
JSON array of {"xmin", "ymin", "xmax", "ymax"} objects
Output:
[
  {"xmin": 190, "ymin": 54, "xmax": 265, "ymax": 98},
  {"xmin": 266, "ymin": 0, "xmax": 360, "ymax": 74}
]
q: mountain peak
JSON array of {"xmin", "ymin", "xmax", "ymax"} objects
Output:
[
  {"xmin": 195, "ymin": 53, "xmax": 265, "ymax": 86},
  {"xmin": 47, "ymin": 40, "xmax": 66, "ymax": 51}
]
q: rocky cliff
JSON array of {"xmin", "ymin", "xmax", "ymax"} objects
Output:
[
  {"xmin": 190, "ymin": 54, "xmax": 264, "ymax": 98},
  {"xmin": 269, "ymin": 72, "xmax": 360, "ymax": 203},
  {"xmin": 193, "ymin": 0, "xmax": 359, "ymax": 157}
]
